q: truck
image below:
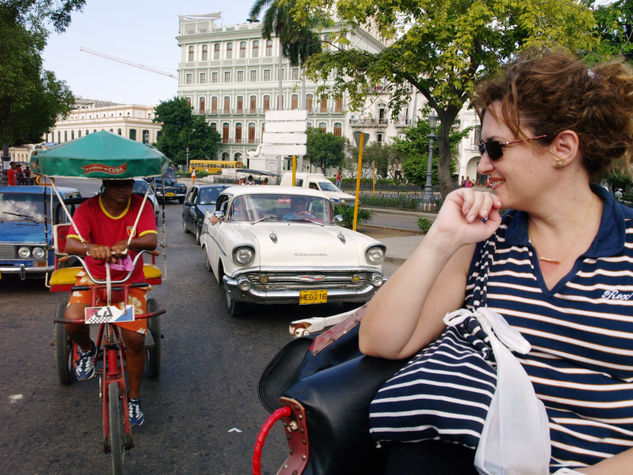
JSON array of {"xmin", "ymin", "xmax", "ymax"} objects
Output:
[{"xmin": 279, "ymin": 173, "xmax": 355, "ymax": 206}]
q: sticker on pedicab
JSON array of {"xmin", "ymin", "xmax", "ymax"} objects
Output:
[{"xmin": 85, "ymin": 305, "xmax": 135, "ymax": 324}]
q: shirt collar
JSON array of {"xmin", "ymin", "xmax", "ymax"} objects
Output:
[{"xmin": 504, "ymin": 184, "xmax": 628, "ymax": 258}]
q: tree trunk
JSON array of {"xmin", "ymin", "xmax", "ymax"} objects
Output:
[{"xmin": 437, "ymin": 106, "xmax": 460, "ymax": 198}]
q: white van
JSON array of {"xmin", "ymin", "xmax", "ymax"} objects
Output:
[{"xmin": 280, "ymin": 173, "xmax": 355, "ymax": 206}]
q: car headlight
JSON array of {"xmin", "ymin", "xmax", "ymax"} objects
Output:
[
  {"xmin": 18, "ymin": 247, "xmax": 31, "ymax": 258},
  {"xmin": 233, "ymin": 246, "xmax": 255, "ymax": 266},
  {"xmin": 32, "ymin": 247, "xmax": 45, "ymax": 259},
  {"xmin": 366, "ymin": 245, "xmax": 385, "ymax": 265}
]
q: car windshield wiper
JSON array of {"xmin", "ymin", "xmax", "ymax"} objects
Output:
[
  {"xmin": 2, "ymin": 211, "xmax": 39, "ymax": 223},
  {"xmin": 285, "ymin": 216, "xmax": 324, "ymax": 226},
  {"xmin": 251, "ymin": 215, "xmax": 280, "ymax": 224}
]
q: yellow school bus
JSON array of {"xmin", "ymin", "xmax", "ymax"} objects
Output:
[{"xmin": 189, "ymin": 160, "xmax": 245, "ymax": 175}]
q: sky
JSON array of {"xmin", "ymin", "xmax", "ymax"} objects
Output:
[{"xmin": 43, "ymin": 1, "xmax": 257, "ymax": 106}]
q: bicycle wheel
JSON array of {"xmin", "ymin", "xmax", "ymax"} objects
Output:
[
  {"xmin": 55, "ymin": 302, "xmax": 75, "ymax": 385},
  {"xmin": 108, "ymin": 382, "xmax": 124, "ymax": 475},
  {"xmin": 146, "ymin": 298, "xmax": 161, "ymax": 379}
]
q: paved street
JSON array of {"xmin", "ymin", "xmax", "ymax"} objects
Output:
[{"xmin": 0, "ymin": 180, "xmax": 405, "ymax": 474}]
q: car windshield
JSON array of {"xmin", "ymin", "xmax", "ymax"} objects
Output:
[
  {"xmin": 133, "ymin": 180, "xmax": 151, "ymax": 195},
  {"xmin": 227, "ymin": 194, "xmax": 333, "ymax": 224},
  {"xmin": 164, "ymin": 167, "xmax": 176, "ymax": 178},
  {"xmin": 198, "ymin": 187, "xmax": 224, "ymax": 205},
  {"xmin": 0, "ymin": 193, "xmax": 47, "ymax": 223},
  {"xmin": 318, "ymin": 180, "xmax": 341, "ymax": 192}
]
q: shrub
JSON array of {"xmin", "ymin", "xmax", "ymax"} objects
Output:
[
  {"xmin": 418, "ymin": 218, "xmax": 432, "ymax": 233},
  {"xmin": 334, "ymin": 205, "xmax": 372, "ymax": 228}
]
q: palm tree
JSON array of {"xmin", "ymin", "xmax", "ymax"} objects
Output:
[{"xmin": 249, "ymin": 0, "xmax": 322, "ymax": 109}]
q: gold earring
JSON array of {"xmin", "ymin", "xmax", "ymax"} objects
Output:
[{"xmin": 554, "ymin": 160, "xmax": 565, "ymax": 169}]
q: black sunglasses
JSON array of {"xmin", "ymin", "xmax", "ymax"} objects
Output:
[{"xmin": 478, "ymin": 135, "xmax": 547, "ymax": 161}]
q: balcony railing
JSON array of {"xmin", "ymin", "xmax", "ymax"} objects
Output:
[{"xmin": 349, "ymin": 118, "xmax": 388, "ymax": 128}]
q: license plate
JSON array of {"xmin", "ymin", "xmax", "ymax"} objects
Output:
[
  {"xmin": 85, "ymin": 305, "xmax": 135, "ymax": 324},
  {"xmin": 166, "ymin": 192, "xmax": 175, "ymax": 197},
  {"xmin": 299, "ymin": 289, "xmax": 327, "ymax": 305}
]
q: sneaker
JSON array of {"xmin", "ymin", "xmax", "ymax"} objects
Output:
[
  {"xmin": 75, "ymin": 342, "xmax": 96, "ymax": 380},
  {"xmin": 128, "ymin": 397, "xmax": 144, "ymax": 426}
]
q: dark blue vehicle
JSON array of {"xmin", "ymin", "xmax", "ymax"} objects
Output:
[
  {"xmin": 0, "ymin": 185, "xmax": 81, "ymax": 279},
  {"xmin": 149, "ymin": 166, "xmax": 187, "ymax": 203},
  {"xmin": 182, "ymin": 184, "xmax": 229, "ymax": 243}
]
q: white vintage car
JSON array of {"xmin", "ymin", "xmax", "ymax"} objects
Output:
[{"xmin": 200, "ymin": 186, "xmax": 387, "ymax": 317}]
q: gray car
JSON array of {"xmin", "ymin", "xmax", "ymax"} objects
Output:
[{"xmin": 182, "ymin": 184, "xmax": 229, "ymax": 243}]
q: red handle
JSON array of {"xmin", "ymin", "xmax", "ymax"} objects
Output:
[{"xmin": 252, "ymin": 406, "xmax": 292, "ymax": 475}]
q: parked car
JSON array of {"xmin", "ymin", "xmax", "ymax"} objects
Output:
[
  {"xmin": 279, "ymin": 172, "xmax": 355, "ymax": 205},
  {"xmin": 132, "ymin": 178, "xmax": 160, "ymax": 223},
  {"xmin": 182, "ymin": 184, "xmax": 229, "ymax": 243},
  {"xmin": 0, "ymin": 185, "xmax": 81, "ymax": 279},
  {"xmin": 149, "ymin": 166, "xmax": 186, "ymax": 203},
  {"xmin": 200, "ymin": 186, "xmax": 387, "ymax": 317}
]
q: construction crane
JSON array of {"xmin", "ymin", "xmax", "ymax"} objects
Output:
[{"xmin": 79, "ymin": 47, "xmax": 177, "ymax": 79}]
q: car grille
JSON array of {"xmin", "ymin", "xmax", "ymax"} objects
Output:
[
  {"xmin": 244, "ymin": 271, "xmax": 373, "ymax": 290},
  {"xmin": 0, "ymin": 246, "xmax": 16, "ymax": 259}
]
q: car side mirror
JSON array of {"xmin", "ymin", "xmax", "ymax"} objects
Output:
[
  {"xmin": 214, "ymin": 210, "xmax": 225, "ymax": 220},
  {"xmin": 334, "ymin": 214, "xmax": 343, "ymax": 224}
]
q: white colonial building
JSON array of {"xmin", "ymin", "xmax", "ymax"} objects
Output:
[{"xmin": 43, "ymin": 98, "xmax": 162, "ymax": 146}]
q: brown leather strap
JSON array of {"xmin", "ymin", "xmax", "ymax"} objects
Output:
[
  {"xmin": 277, "ymin": 397, "xmax": 309, "ymax": 475},
  {"xmin": 309, "ymin": 306, "xmax": 366, "ymax": 355}
]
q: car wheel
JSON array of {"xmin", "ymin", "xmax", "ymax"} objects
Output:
[
  {"xmin": 195, "ymin": 226, "xmax": 201, "ymax": 244},
  {"xmin": 225, "ymin": 289, "xmax": 246, "ymax": 318},
  {"xmin": 182, "ymin": 219, "xmax": 188, "ymax": 234}
]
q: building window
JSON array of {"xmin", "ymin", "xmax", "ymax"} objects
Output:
[
  {"xmin": 201, "ymin": 44, "xmax": 208, "ymax": 61},
  {"xmin": 320, "ymin": 95, "xmax": 327, "ymax": 113},
  {"xmin": 224, "ymin": 71, "xmax": 231, "ymax": 82},
  {"xmin": 248, "ymin": 123, "xmax": 256, "ymax": 143},
  {"xmin": 186, "ymin": 73, "xmax": 192, "ymax": 84},
  {"xmin": 188, "ymin": 46, "xmax": 194, "ymax": 61},
  {"xmin": 291, "ymin": 94, "xmax": 298, "ymax": 110},
  {"xmin": 235, "ymin": 123, "xmax": 242, "ymax": 143},
  {"xmin": 224, "ymin": 96, "xmax": 231, "ymax": 113},
  {"xmin": 263, "ymin": 69, "xmax": 271, "ymax": 81},
  {"xmin": 185, "ymin": 97, "xmax": 191, "ymax": 106},
  {"xmin": 276, "ymin": 68, "xmax": 285, "ymax": 80},
  {"xmin": 210, "ymin": 122, "xmax": 217, "ymax": 131},
  {"xmin": 236, "ymin": 96, "xmax": 243, "ymax": 113},
  {"xmin": 291, "ymin": 68, "xmax": 299, "ymax": 80},
  {"xmin": 142, "ymin": 130, "xmax": 150, "ymax": 144},
  {"xmin": 335, "ymin": 96, "xmax": 343, "ymax": 112},
  {"xmin": 71, "ymin": 130, "xmax": 74, "ymax": 140},
  {"xmin": 334, "ymin": 122, "xmax": 342, "ymax": 137},
  {"xmin": 237, "ymin": 70, "xmax": 244, "ymax": 82},
  {"xmin": 318, "ymin": 122, "xmax": 326, "ymax": 133},
  {"xmin": 117, "ymin": 128, "xmax": 121, "ymax": 136},
  {"xmin": 306, "ymin": 94, "xmax": 313, "ymax": 112},
  {"xmin": 211, "ymin": 97, "xmax": 218, "ymax": 113},
  {"xmin": 211, "ymin": 71, "xmax": 218, "ymax": 83},
  {"xmin": 199, "ymin": 72, "xmax": 206, "ymax": 83},
  {"xmin": 78, "ymin": 130, "xmax": 82, "ymax": 138},
  {"xmin": 252, "ymin": 40, "xmax": 259, "ymax": 57},
  {"xmin": 214, "ymin": 43, "xmax": 220, "ymax": 59},
  {"xmin": 263, "ymin": 95, "xmax": 270, "ymax": 112},
  {"xmin": 250, "ymin": 69, "xmax": 257, "ymax": 82},
  {"xmin": 376, "ymin": 132, "xmax": 384, "ymax": 143},
  {"xmin": 250, "ymin": 95, "xmax": 256, "ymax": 113},
  {"xmin": 226, "ymin": 42, "xmax": 233, "ymax": 59},
  {"xmin": 265, "ymin": 39, "xmax": 273, "ymax": 56},
  {"xmin": 199, "ymin": 97, "xmax": 206, "ymax": 114},
  {"xmin": 222, "ymin": 123, "xmax": 229, "ymax": 143},
  {"xmin": 239, "ymin": 41, "xmax": 246, "ymax": 58},
  {"xmin": 129, "ymin": 129, "xmax": 137, "ymax": 141}
]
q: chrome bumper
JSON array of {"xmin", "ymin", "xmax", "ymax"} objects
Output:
[{"xmin": 0, "ymin": 264, "xmax": 53, "ymax": 279}]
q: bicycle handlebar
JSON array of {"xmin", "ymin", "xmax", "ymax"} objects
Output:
[{"xmin": 64, "ymin": 250, "xmax": 155, "ymax": 285}]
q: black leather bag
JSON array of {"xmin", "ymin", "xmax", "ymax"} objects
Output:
[{"xmin": 258, "ymin": 308, "xmax": 407, "ymax": 475}]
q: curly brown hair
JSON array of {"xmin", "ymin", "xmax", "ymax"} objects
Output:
[{"xmin": 473, "ymin": 50, "xmax": 633, "ymax": 179}]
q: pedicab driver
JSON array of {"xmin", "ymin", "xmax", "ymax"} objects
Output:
[{"xmin": 64, "ymin": 179, "xmax": 158, "ymax": 426}]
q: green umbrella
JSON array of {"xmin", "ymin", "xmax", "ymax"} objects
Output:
[{"xmin": 30, "ymin": 131, "xmax": 169, "ymax": 179}]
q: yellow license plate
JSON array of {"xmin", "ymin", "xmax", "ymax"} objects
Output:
[
  {"xmin": 299, "ymin": 289, "xmax": 327, "ymax": 305},
  {"xmin": 166, "ymin": 192, "xmax": 175, "ymax": 197}
]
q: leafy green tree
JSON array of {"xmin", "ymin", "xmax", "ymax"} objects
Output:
[
  {"xmin": 393, "ymin": 121, "xmax": 467, "ymax": 187},
  {"xmin": 153, "ymin": 98, "xmax": 221, "ymax": 166},
  {"xmin": 290, "ymin": 0, "xmax": 597, "ymax": 196},
  {"xmin": 591, "ymin": 0, "xmax": 632, "ymax": 62},
  {"xmin": 0, "ymin": 1, "xmax": 84, "ymax": 169},
  {"xmin": 305, "ymin": 127, "xmax": 345, "ymax": 174},
  {"xmin": 346, "ymin": 142, "xmax": 394, "ymax": 179}
]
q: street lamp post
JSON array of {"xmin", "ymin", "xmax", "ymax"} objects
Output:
[{"xmin": 421, "ymin": 113, "xmax": 438, "ymax": 203}]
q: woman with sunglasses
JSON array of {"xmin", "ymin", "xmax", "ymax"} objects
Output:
[{"xmin": 360, "ymin": 50, "xmax": 633, "ymax": 473}]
